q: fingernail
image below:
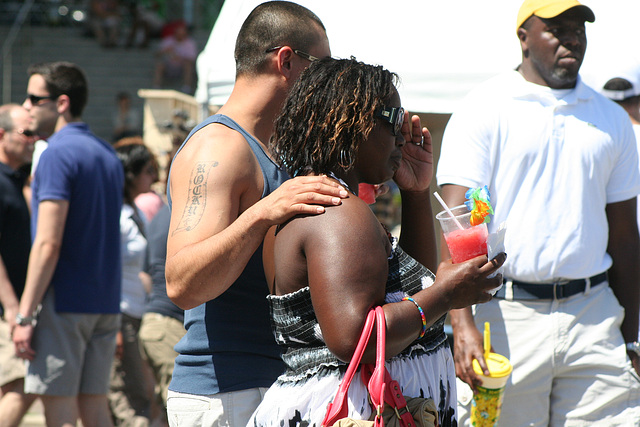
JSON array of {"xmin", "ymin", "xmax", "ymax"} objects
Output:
[
  {"xmin": 317, "ymin": 206, "xmax": 325, "ymax": 213},
  {"xmin": 332, "ymin": 197, "xmax": 341, "ymax": 205},
  {"xmin": 339, "ymin": 190, "xmax": 348, "ymax": 197}
]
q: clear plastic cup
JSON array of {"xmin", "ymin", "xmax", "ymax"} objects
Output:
[{"xmin": 436, "ymin": 205, "xmax": 488, "ymax": 263}]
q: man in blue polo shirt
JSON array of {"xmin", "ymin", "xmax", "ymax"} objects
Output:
[{"xmin": 13, "ymin": 62, "xmax": 124, "ymax": 427}]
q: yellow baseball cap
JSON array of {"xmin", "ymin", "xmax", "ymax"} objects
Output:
[{"xmin": 517, "ymin": 0, "xmax": 595, "ymax": 30}]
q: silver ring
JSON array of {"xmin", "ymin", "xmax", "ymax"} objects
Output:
[{"xmin": 419, "ymin": 135, "xmax": 424, "ymax": 147}]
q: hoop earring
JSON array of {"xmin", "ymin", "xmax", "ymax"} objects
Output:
[{"xmin": 339, "ymin": 149, "xmax": 352, "ymax": 169}]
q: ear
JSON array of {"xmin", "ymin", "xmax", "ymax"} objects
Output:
[
  {"xmin": 275, "ymin": 46, "xmax": 295, "ymax": 79},
  {"xmin": 517, "ymin": 27, "xmax": 529, "ymax": 55},
  {"xmin": 56, "ymin": 94, "xmax": 71, "ymax": 115}
]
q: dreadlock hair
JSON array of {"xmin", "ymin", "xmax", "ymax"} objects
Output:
[{"xmin": 271, "ymin": 57, "xmax": 398, "ymax": 177}]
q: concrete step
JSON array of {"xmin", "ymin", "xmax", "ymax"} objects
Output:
[{"xmin": 2, "ymin": 24, "xmax": 208, "ymax": 141}]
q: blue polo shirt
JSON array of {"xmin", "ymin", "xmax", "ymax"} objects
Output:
[{"xmin": 32, "ymin": 122, "xmax": 124, "ymax": 314}]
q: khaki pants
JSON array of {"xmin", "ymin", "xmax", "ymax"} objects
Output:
[
  {"xmin": 167, "ymin": 388, "xmax": 268, "ymax": 427},
  {"xmin": 0, "ymin": 317, "xmax": 26, "ymax": 387},
  {"xmin": 109, "ymin": 314, "xmax": 151, "ymax": 426},
  {"xmin": 139, "ymin": 313, "xmax": 185, "ymax": 406},
  {"xmin": 457, "ymin": 284, "xmax": 640, "ymax": 426}
]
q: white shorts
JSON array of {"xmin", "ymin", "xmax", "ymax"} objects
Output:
[
  {"xmin": 457, "ymin": 283, "xmax": 640, "ymax": 426},
  {"xmin": 167, "ymin": 387, "xmax": 267, "ymax": 427}
]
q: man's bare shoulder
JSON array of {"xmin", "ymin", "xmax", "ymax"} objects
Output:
[
  {"xmin": 175, "ymin": 122, "xmax": 254, "ymax": 163},
  {"xmin": 168, "ymin": 122, "xmax": 261, "ymax": 236},
  {"xmin": 170, "ymin": 122, "xmax": 259, "ymax": 185}
]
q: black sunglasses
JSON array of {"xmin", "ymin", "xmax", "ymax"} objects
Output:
[
  {"xmin": 15, "ymin": 128, "xmax": 36, "ymax": 137},
  {"xmin": 377, "ymin": 107, "xmax": 405, "ymax": 136},
  {"xmin": 265, "ymin": 46, "xmax": 319, "ymax": 62},
  {"xmin": 26, "ymin": 94, "xmax": 56, "ymax": 105}
]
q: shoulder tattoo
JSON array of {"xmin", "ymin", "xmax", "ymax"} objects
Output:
[{"xmin": 172, "ymin": 161, "xmax": 218, "ymax": 235}]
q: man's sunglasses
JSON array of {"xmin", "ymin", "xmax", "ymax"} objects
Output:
[
  {"xmin": 265, "ymin": 46, "xmax": 319, "ymax": 62},
  {"xmin": 25, "ymin": 94, "xmax": 56, "ymax": 105},
  {"xmin": 377, "ymin": 106, "xmax": 405, "ymax": 136},
  {"xmin": 14, "ymin": 128, "xmax": 36, "ymax": 137}
]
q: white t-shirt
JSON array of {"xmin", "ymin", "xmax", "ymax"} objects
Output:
[
  {"xmin": 120, "ymin": 203, "xmax": 148, "ymax": 318},
  {"xmin": 437, "ymin": 70, "xmax": 640, "ymax": 282}
]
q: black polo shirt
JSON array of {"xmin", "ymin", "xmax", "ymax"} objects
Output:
[{"xmin": 0, "ymin": 161, "xmax": 30, "ymax": 312}]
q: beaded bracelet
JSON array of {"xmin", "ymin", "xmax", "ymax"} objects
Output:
[{"xmin": 402, "ymin": 296, "xmax": 427, "ymax": 339}]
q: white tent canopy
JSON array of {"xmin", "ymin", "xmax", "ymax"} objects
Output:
[{"xmin": 195, "ymin": 0, "xmax": 640, "ymax": 114}]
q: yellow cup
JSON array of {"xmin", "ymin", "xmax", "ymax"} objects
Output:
[{"xmin": 470, "ymin": 352, "xmax": 512, "ymax": 427}]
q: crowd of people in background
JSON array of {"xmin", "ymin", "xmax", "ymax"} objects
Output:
[
  {"xmin": 88, "ymin": 0, "xmax": 197, "ymax": 94},
  {"xmin": 2, "ymin": 0, "xmax": 640, "ymax": 426},
  {"xmin": 89, "ymin": 0, "xmax": 164, "ymax": 49},
  {"xmin": 0, "ymin": 59, "xmax": 188, "ymax": 426}
]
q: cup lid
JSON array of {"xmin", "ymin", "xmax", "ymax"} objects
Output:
[{"xmin": 472, "ymin": 352, "xmax": 513, "ymax": 378}]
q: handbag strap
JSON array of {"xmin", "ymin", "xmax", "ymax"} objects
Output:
[
  {"xmin": 322, "ymin": 309, "xmax": 377, "ymax": 427},
  {"xmin": 363, "ymin": 307, "xmax": 415, "ymax": 427},
  {"xmin": 366, "ymin": 306, "xmax": 387, "ymax": 424},
  {"xmin": 322, "ymin": 307, "xmax": 416, "ymax": 427}
]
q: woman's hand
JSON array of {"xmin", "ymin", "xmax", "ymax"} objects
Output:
[
  {"xmin": 434, "ymin": 253, "xmax": 507, "ymax": 310},
  {"xmin": 394, "ymin": 113, "xmax": 433, "ymax": 193}
]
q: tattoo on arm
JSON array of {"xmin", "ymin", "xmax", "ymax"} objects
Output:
[{"xmin": 172, "ymin": 161, "xmax": 218, "ymax": 235}]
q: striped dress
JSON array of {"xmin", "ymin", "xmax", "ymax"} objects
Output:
[{"xmin": 249, "ymin": 238, "xmax": 457, "ymax": 427}]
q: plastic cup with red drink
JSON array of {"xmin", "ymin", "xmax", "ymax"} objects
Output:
[{"xmin": 436, "ymin": 204, "xmax": 488, "ymax": 263}]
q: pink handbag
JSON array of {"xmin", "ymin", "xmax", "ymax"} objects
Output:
[{"xmin": 322, "ymin": 306, "xmax": 438, "ymax": 427}]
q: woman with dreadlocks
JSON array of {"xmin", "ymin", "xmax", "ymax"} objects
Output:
[{"xmin": 250, "ymin": 57, "xmax": 506, "ymax": 427}]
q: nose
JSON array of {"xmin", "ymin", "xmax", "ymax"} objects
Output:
[
  {"xmin": 559, "ymin": 28, "xmax": 584, "ymax": 49},
  {"xmin": 22, "ymin": 98, "xmax": 31, "ymax": 110}
]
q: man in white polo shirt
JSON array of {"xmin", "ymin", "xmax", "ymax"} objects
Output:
[{"xmin": 437, "ymin": 0, "xmax": 640, "ymax": 425}]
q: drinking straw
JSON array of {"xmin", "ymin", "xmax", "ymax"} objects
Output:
[
  {"xmin": 433, "ymin": 191, "xmax": 464, "ymax": 230},
  {"xmin": 484, "ymin": 322, "xmax": 490, "ymax": 361}
]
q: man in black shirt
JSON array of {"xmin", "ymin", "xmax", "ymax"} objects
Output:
[{"xmin": 0, "ymin": 104, "xmax": 38, "ymax": 425}]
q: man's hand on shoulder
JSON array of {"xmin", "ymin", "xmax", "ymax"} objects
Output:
[
  {"xmin": 164, "ymin": 128, "xmax": 347, "ymax": 308},
  {"xmin": 254, "ymin": 175, "xmax": 348, "ymax": 226}
]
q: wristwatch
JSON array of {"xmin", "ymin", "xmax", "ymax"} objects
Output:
[
  {"xmin": 15, "ymin": 313, "xmax": 36, "ymax": 327},
  {"xmin": 626, "ymin": 342, "xmax": 640, "ymax": 357}
]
